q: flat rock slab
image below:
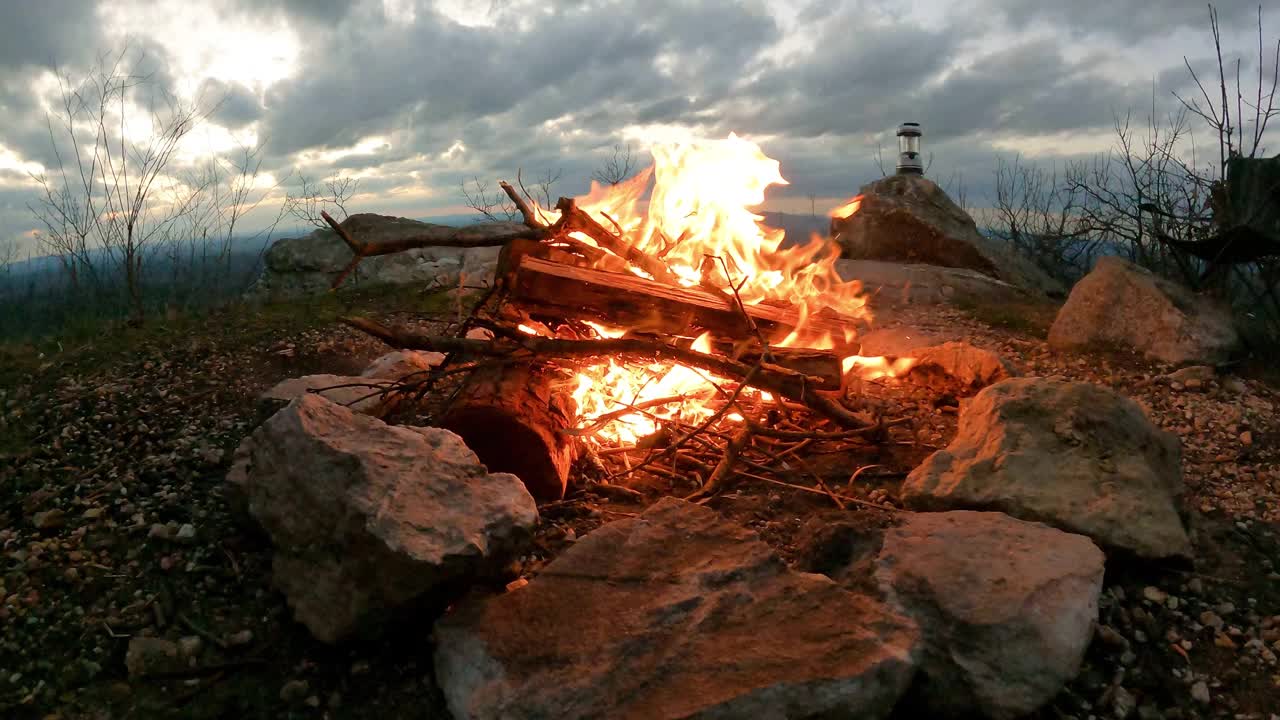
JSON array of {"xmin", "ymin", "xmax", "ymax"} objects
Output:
[
  {"xmin": 434, "ymin": 497, "xmax": 919, "ymax": 720},
  {"xmin": 361, "ymin": 350, "xmax": 445, "ymax": 380},
  {"xmin": 261, "ymin": 374, "xmax": 392, "ymax": 415},
  {"xmin": 837, "ymin": 258, "xmax": 1033, "ymax": 308},
  {"xmin": 902, "ymin": 377, "xmax": 1191, "ymax": 559},
  {"xmin": 233, "ymin": 394, "xmax": 537, "ymax": 643},
  {"xmin": 872, "ymin": 511, "xmax": 1104, "ymax": 719},
  {"xmin": 1049, "ymin": 256, "xmax": 1239, "ymax": 365},
  {"xmin": 249, "ymin": 213, "xmax": 502, "ymax": 297}
]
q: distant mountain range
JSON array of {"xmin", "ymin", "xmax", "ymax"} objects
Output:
[{"xmin": 1, "ymin": 211, "xmax": 844, "ymax": 284}]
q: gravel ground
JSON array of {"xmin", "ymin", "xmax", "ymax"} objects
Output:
[{"xmin": 1, "ymin": 292, "xmax": 1277, "ymax": 719}]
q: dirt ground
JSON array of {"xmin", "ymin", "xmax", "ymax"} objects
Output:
[{"xmin": 2, "ymin": 286, "xmax": 1277, "ymax": 719}]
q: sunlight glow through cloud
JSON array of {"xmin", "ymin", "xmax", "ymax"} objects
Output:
[{"xmin": 97, "ymin": 0, "xmax": 300, "ymax": 94}]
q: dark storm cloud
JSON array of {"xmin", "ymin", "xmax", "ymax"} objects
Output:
[
  {"xmin": 229, "ymin": 0, "xmax": 353, "ymax": 24},
  {"xmin": 992, "ymin": 0, "xmax": 1259, "ymax": 41},
  {"xmin": 258, "ymin": 0, "xmax": 777, "ymax": 158},
  {"xmin": 3, "ymin": 0, "xmax": 1277, "ymax": 250},
  {"xmin": 0, "ymin": 1, "xmax": 101, "ymax": 70},
  {"xmin": 198, "ymin": 78, "xmax": 265, "ymax": 128}
]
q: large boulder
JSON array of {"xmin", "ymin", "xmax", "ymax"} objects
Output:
[
  {"xmin": 832, "ymin": 175, "xmax": 1065, "ymax": 297},
  {"xmin": 250, "ymin": 213, "xmax": 504, "ymax": 296},
  {"xmin": 1048, "ymin": 256, "xmax": 1240, "ymax": 365},
  {"xmin": 231, "ymin": 394, "xmax": 537, "ymax": 643},
  {"xmin": 871, "ymin": 511, "xmax": 1104, "ymax": 719},
  {"xmin": 836, "ymin": 258, "xmax": 1034, "ymax": 308},
  {"xmin": 434, "ymin": 498, "xmax": 919, "ymax": 720},
  {"xmin": 901, "ymin": 377, "xmax": 1191, "ymax": 559}
]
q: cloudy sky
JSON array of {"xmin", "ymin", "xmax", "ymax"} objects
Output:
[{"xmin": 0, "ymin": 0, "xmax": 1274, "ymax": 257}]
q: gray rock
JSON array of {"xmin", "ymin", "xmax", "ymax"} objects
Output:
[
  {"xmin": 361, "ymin": 350, "xmax": 445, "ymax": 381},
  {"xmin": 234, "ymin": 394, "xmax": 537, "ymax": 643},
  {"xmin": 1190, "ymin": 680, "xmax": 1211, "ymax": 704},
  {"xmin": 280, "ymin": 679, "xmax": 310, "ymax": 703},
  {"xmin": 903, "ymin": 341, "xmax": 1017, "ymax": 392},
  {"xmin": 1165, "ymin": 365, "xmax": 1216, "ymax": 385},
  {"xmin": 260, "ymin": 374, "xmax": 393, "ymax": 416},
  {"xmin": 836, "ymin": 259, "xmax": 1036, "ymax": 308},
  {"xmin": 177, "ymin": 636, "xmax": 203, "ymax": 660},
  {"xmin": 868, "ymin": 511, "xmax": 1104, "ymax": 720},
  {"xmin": 1049, "ymin": 256, "xmax": 1239, "ymax": 365},
  {"xmin": 434, "ymin": 497, "xmax": 919, "ymax": 720},
  {"xmin": 832, "ymin": 174, "xmax": 1065, "ymax": 297},
  {"xmin": 902, "ymin": 377, "xmax": 1191, "ymax": 559},
  {"xmin": 249, "ymin": 214, "xmax": 502, "ymax": 297},
  {"xmin": 124, "ymin": 637, "xmax": 183, "ymax": 678},
  {"xmin": 31, "ymin": 508, "xmax": 67, "ymax": 530}
]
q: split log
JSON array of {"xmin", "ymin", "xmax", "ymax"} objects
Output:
[
  {"xmin": 548, "ymin": 198, "xmax": 683, "ymax": 286},
  {"xmin": 439, "ymin": 362, "xmax": 578, "ymax": 501},
  {"xmin": 510, "ymin": 255, "xmax": 861, "ymax": 347}
]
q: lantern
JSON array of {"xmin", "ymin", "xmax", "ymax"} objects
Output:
[{"xmin": 895, "ymin": 122, "xmax": 923, "ymax": 175}]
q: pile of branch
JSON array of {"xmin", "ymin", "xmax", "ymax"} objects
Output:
[
  {"xmin": 328, "ymin": 174, "xmax": 883, "ymax": 506},
  {"xmin": 343, "ymin": 317, "xmax": 860, "ymax": 427}
]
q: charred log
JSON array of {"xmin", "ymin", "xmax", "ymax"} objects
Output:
[{"xmin": 439, "ymin": 362, "xmax": 578, "ymax": 501}]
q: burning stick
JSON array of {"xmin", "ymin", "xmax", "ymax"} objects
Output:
[
  {"xmin": 341, "ymin": 317, "xmax": 866, "ymax": 428},
  {"xmin": 689, "ymin": 423, "xmax": 754, "ymax": 500},
  {"xmin": 548, "ymin": 197, "xmax": 682, "ymax": 286}
]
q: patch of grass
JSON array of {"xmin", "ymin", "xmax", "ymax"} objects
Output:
[
  {"xmin": 953, "ymin": 295, "xmax": 1058, "ymax": 337},
  {"xmin": 0, "ymin": 283, "xmax": 459, "ymax": 388}
]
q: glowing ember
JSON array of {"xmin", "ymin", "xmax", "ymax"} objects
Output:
[
  {"xmin": 529, "ymin": 134, "xmax": 901, "ymax": 445},
  {"xmin": 842, "ymin": 355, "xmax": 917, "ymax": 381}
]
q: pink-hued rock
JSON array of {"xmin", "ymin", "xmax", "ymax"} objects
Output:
[
  {"xmin": 434, "ymin": 498, "xmax": 920, "ymax": 720},
  {"xmin": 1049, "ymin": 256, "xmax": 1239, "ymax": 364},
  {"xmin": 232, "ymin": 394, "xmax": 537, "ymax": 643},
  {"xmin": 902, "ymin": 377, "xmax": 1191, "ymax": 559}
]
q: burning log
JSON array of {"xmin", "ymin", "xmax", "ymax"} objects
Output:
[
  {"xmin": 712, "ymin": 344, "xmax": 843, "ymax": 390},
  {"xmin": 510, "ymin": 256, "xmax": 860, "ymax": 347},
  {"xmin": 439, "ymin": 362, "xmax": 578, "ymax": 501}
]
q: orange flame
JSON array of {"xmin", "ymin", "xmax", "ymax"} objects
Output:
[
  {"xmin": 529, "ymin": 135, "xmax": 901, "ymax": 445},
  {"xmin": 829, "ymin": 194, "xmax": 863, "ymax": 220}
]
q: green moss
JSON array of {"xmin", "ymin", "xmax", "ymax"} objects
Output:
[{"xmin": 953, "ymin": 295, "xmax": 1057, "ymax": 337}]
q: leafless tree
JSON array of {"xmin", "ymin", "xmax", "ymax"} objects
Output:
[
  {"xmin": 528, "ymin": 168, "xmax": 562, "ymax": 210},
  {"xmin": 1060, "ymin": 109, "xmax": 1207, "ymax": 278},
  {"xmin": 991, "ymin": 155, "xmax": 1094, "ymax": 281},
  {"xmin": 283, "ymin": 173, "xmax": 360, "ymax": 228},
  {"xmin": 1173, "ymin": 5, "xmax": 1279, "ymax": 170},
  {"xmin": 873, "ymin": 142, "xmax": 888, "ymax": 177},
  {"xmin": 171, "ymin": 141, "xmax": 288, "ymax": 291},
  {"xmin": 27, "ymin": 47, "xmax": 212, "ymax": 322},
  {"xmin": 461, "ymin": 176, "xmax": 518, "ymax": 221},
  {"xmin": 0, "ymin": 237, "xmax": 18, "ymax": 279},
  {"xmin": 592, "ymin": 144, "xmax": 636, "ymax": 185},
  {"xmin": 940, "ymin": 170, "xmax": 969, "ymax": 212},
  {"xmin": 462, "ymin": 168, "xmax": 562, "ymax": 222}
]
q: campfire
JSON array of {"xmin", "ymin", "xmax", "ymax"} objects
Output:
[{"xmin": 332, "ymin": 134, "xmax": 915, "ymax": 502}]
